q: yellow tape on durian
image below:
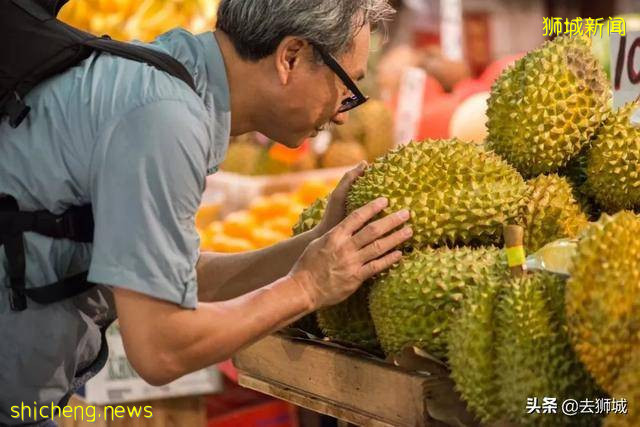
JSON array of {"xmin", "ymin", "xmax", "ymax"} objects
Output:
[{"xmin": 506, "ymin": 245, "xmax": 526, "ymax": 267}]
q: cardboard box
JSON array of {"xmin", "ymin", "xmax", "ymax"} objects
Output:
[{"xmin": 77, "ymin": 322, "xmax": 223, "ymax": 405}]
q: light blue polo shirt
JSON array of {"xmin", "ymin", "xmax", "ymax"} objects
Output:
[{"xmin": 0, "ymin": 29, "xmax": 230, "ymax": 425}]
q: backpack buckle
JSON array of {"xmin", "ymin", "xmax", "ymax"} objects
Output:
[
  {"xmin": 8, "ymin": 284, "xmax": 27, "ymax": 311},
  {"xmin": 7, "ymin": 92, "xmax": 31, "ymax": 128}
]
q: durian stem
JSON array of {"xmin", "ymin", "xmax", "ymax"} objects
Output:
[{"xmin": 503, "ymin": 225, "xmax": 526, "ymax": 278}]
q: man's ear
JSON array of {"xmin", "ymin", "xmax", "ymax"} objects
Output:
[{"xmin": 274, "ymin": 36, "xmax": 307, "ymax": 85}]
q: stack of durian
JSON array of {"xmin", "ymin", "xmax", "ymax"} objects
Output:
[{"xmin": 290, "ymin": 35, "xmax": 639, "ymax": 427}]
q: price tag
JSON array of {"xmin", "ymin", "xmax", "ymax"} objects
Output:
[
  {"xmin": 394, "ymin": 67, "xmax": 427, "ymax": 146},
  {"xmin": 440, "ymin": 0, "xmax": 464, "ymax": 61},
  {"xmin": 611, "ymin": 31, "xmax": 640, "ymax": 109}
]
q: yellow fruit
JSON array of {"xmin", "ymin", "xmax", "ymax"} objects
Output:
[
  {"xmin": 209, "ymin": 234, "xmax": 255, "ymax": 253},
  {"xmin": 295, "ymin": 180, "xmax": 332, "ymax": 206},
  {"xmin": 251, "ymin": 227, "xmax": 288, "ymax": 248},
  {"xmin": 195, "ymin": 202, "xmax": 221, "ymax": 230},
  {"xmin": 222, "ymin": 211, "xmax": 256, "ymax": 240},
  {"xmin": 263, "ymin": 217, "xmax": 296, "ymax": 236}
]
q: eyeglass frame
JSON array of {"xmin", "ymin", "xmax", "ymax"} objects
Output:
[{"xmin": 311, "ymin": 43, "xmax": 369, "ymax": 113}]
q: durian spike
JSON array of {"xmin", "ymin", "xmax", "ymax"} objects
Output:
[{"xmin": 503, "ymin": 224, "xmax": 526, "ymax": 277}]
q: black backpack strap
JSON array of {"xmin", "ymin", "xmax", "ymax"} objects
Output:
[
  {"xmin": 0, "ymin": 196, "xmax": 95, "ymax": 311},
  {"xmin": 25, "ymin": 271, "xmax": 94, "ymax": 305},
  {"xmin": 84, "ymin": 37, "xmax": 196, "ymax": 92}
]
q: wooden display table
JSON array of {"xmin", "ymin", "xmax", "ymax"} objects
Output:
[{"xmin": 232, "ymin": 334, "xmax": 477, "ymax": 427}]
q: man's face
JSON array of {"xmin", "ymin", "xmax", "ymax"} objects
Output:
[{"xmin": 268, "ymin": 25, "xmax": 371, "ymax": 147}]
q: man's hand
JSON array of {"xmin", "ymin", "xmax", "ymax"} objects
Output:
[
  {"xmin": 314, "ymin": 161, "xmax": 368, "ymax": 237},
  {"xmin": 290, "ymin": 197, "xmax": 412, "ymax": 309}
]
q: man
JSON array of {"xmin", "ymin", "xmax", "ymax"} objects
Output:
[{"xmin": 0, "ymin": 1, "xmax": 410, "ymax": 425}]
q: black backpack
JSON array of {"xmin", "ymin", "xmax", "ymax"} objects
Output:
[{"xmin": 0, "ymin": 0, "xmax": 197, "ymax": 311}]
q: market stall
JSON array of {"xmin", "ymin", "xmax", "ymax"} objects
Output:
[{"xmin": 19, "ymin": 0, "xmax": 638, "ymax": 426}]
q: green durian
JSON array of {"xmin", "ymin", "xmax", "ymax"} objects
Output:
[
  {"xmin": 369, "ymin": 246, "xmax": 506, "ymax": 359},
  {"xmin": 447, "ymin": 271, "xmax": 506, "ymax": 423},
  {"xmin": 519, "ymin": 174, "xmax": 589, "ymax": 252},
  {"xmin": 316, "ymin": 282, "xmax": 380, "ymax": 353},
  {"xmin": 566, "ymin": 211, "xmax": 640, "ymax": 393},
  {"xmin": 347, "ymin": 139, "xmax": 529, "ymax": 249},
  {"xmin": 586, "ymin": 101, "xmax": 640, "ymax": 212},
  {"xmin": 495, "ymin": 273, "xmax": 603, "ymax": 426},
  {"xmin": 292, "ymin": 197, "xmax": 327, "ymax": 235},
  {"xmin": 559, "ymin": 149, "xmax": 603, "ymax": 221},
  {"xmin": 604, "ymin": 352, "xmax": 640, "ymax": 427},
  {"xmin": 487, "ymin": 35, "xmax": 610, "ymax": 177}
]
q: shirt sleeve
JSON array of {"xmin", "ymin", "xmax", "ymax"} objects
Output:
[{"xmin": 88, "ymin": 99, "xmax": 211, "ymax": 309}]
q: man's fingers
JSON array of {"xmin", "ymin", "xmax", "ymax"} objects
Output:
[
  {"xmin": 357, "ymin": 226, "xmax": 412, "ymax": 263},
  {"xmin": 338, "ymin": 197, "xmax": 388, "ymax": 235},
  {"xmin": 332, "ymin": 161, "xmax": 368, "ymax": 200},
  {"xmin": 351, "ymin": 209, "xmax": 411, "ymax": 249},
  {"xmin": 360, "ymin": 250, "xmax": 403, "ymax": 280}
]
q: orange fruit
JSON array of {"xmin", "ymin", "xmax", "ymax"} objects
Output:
[{"xmin": 222, "ymin": 211, "xmax": 256, "ymax": 240}]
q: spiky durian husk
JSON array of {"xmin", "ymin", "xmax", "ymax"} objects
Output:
[
  {"xmin": 369, "ymin": 246, "xmax": 506, "ymax": 359},
  {"xmin": 559, "ymin": 149, "xmax": 604, "ymax": 220},
  {"xmin": 519, "ymin": 174, "xmax": 589, "ymax": 252},
  {"xmin": 447, "ymin": 272, "xmax": 506, "ymax": 424},
  {"xmin": 316, "ymin": 282, "xmax": 380, "ymax": 352},
  {"xmin": 347, "ymin": 139, "xmax": 529, "ymax": 249},
  {"xmin": 604, "ymin": 352, "xmax": 640, "ymax": 427},
  {"xmin": 291, "ymin": 197, "xmax": 327, "ymax": 235},
  {"xmin": 449, "ymin": 272, "xmax": 602, "ymax": 426},
  {"xmin": 566, "ymin": 211, "xmax": 640, "ymax": 393},
  {"xmin": 496, "ymin": 273, "xmax": 603, "ymax": 426},
  {"xmin": 586, "ymin": 101, "xmax": 640, "ymax": 212},
  {"xmin": 487, "ymin": 35, "xmax": 610, "ymax": 177}
]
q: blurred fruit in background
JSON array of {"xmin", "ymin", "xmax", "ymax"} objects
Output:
[
  {"xmin": 479, "ymin": 53, "xmax": 524, "ymax": 87},
  {"xmin": 449, "ymin": 91, "xmax": 490, "ymax": 144},
  {"xmin": 58, "ymin": 0, "xmax": 220, "ymax": 41},
  {"xmin": 197, "ymin": 179, "xmax": 337, "ymax": 253}
]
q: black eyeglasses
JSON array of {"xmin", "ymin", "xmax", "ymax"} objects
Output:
[{"xmin": 312, "ymin": 44, "xmax": 369, "ymax": 113}]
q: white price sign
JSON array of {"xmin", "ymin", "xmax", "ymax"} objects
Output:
[
  {"xmin": 440, "ymin": 0, "xmax": 464, "ymax": 62},
  {"xmin": 394, "ymin": 67, "xmax": 427, "ymax": 146},
  {"xmin": 611, "ymin": 31, "xmax": 640, "ymax": 109}
]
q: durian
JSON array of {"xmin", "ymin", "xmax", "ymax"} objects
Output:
[
  {"xmin": 291, "ymin": 197, "xmax": 327, "ymax": 235},
  {"xmin": 447, "ymin": 271, "xmax": 505, "ymax": 423},
  {"xmin": 566, "ymin": 211, "xmax": 640, "ymax": 393},
  {"xmin": 347, "ymin": 139, "xmax": 529, "ymax": 249},
  {"xmin": 450, "ymin": 272, "xmax": 603, "ymax": 426},
  {"xmin": 316, "ymin": 282, "xmax": 380, "ymax": 352},
  {"xmin": 369, "ymin": 246, "xmax": 506, "ymax": 359},
  {"xmin": 604, "ymin": 352, "xmax": 640, "ymax": 427},
  {"xmin": 320, "ymin": 140, "xmax": 368, "ymax": 168},
  {"xmin": 487, "ymin": 35, "xmax": 610, "ymax": 177},
  {"xmin": 495, "ymin": 272, "xmax": 603, "ymax": 426},
  {"xmin": 519, "ymin": 174, "xmax": 589, "ymax": 252},
  {"xmin": 586, "ymin": 101, "xmax": 640, "ymax": 212}
]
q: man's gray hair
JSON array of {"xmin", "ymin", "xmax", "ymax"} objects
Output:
[{"xmin": 216, "ymin": 0, "xmax": 395, "ymax": 61}]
